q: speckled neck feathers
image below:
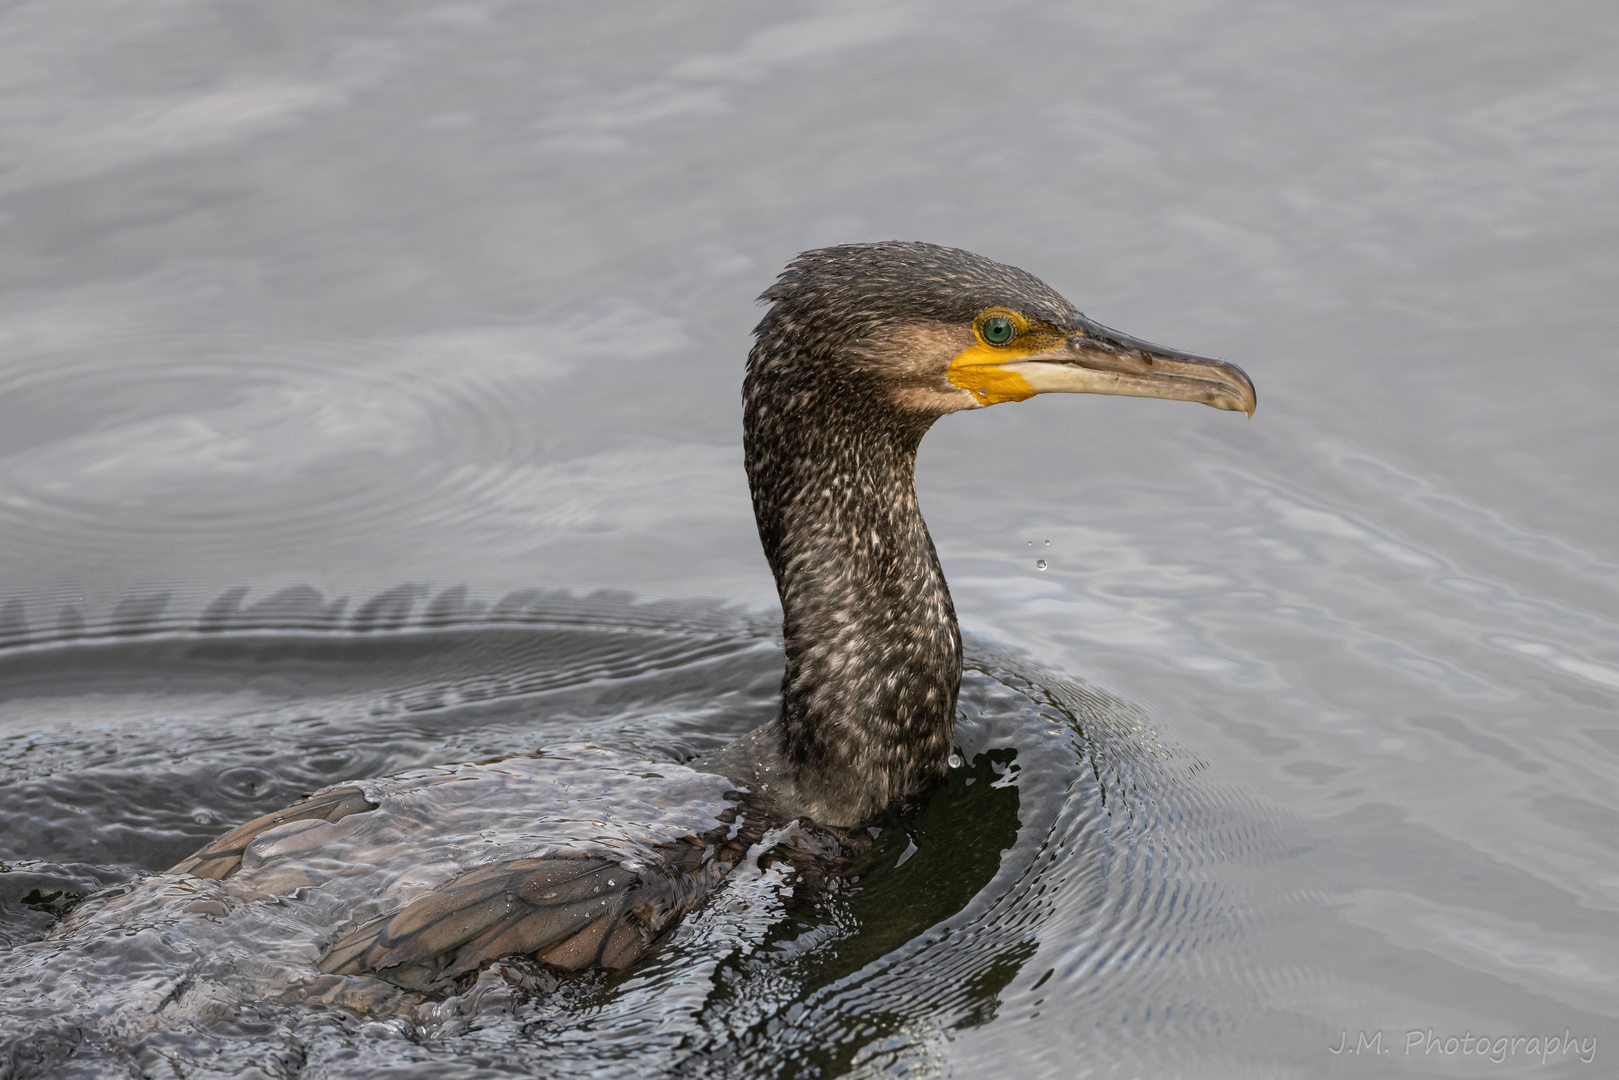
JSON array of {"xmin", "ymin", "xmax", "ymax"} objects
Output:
[
  {"xmin": 743, "ymin": 377, "xmax": 960, "ymax": 826},
  {"xmin": 740, "ymin": 247, "xmax": 997, "ymax": 826},
  {"xmin": 732, "ymin": 241, "xmax": 1086, "ymax": 826}
]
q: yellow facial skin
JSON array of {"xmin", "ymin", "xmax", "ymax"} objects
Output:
[
  {"xmin": 944, "ymin": 306, "xmax": 1257, "ymax": 416},
  {"xmin": 946, "ymin": 308, "xmax": 1069, "ymax": 405}
]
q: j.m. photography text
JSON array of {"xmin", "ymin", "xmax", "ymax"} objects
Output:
[{"xmin": 1329, "ymin": 1028, "xmax": 1597, "ymax": 1065}]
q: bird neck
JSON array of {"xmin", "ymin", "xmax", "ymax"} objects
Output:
[{"xmin": 743, "ymin": 376, "xmax": 961, "ymax": 827}]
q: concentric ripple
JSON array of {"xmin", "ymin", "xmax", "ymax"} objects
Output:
[
  {"xmin": 0, "ymin": 590, "xmax": 1294, "ymax": 1079},
  {"xmin": 0, "ymin": 319, "xmax": 670, "ymax": 563}
]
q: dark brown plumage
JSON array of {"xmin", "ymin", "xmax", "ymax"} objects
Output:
[{"xmin": 169, "ymin": 242, "xmax": 1256, "ymax": 992}]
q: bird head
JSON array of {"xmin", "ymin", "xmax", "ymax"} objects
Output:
[{"xmin": 752, "ymin": 241, "xmax": 1256, "ymax": 420}]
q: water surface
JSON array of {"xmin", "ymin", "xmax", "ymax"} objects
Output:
[{"xmin": 1, "ymin": 1, "xmax": 1616, "ymax": 1077}]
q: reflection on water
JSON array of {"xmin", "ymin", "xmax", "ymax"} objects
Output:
[{"xmin": 0, "ymin": 0, "xmax": 1616, "ymax": 1076}]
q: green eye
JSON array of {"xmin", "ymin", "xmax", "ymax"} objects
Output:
[{"xmin": 981, "ymin": 317, "xmax": 1015, "ymax": 345}]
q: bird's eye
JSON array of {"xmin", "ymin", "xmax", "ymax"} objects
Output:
[{"xmin": 981, "ymin": 317, "xmax": 1015, "ymax": 345}]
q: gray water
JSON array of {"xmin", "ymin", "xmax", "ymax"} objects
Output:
[{"xmin": 0, "ymin": 1, "xmax": 1616, "ymax": 1076}]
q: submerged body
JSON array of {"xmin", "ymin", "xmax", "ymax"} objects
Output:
[
  {"xmin": 66, "ymin": 750, "xmax": 753, "ymax": 1005},
  {"xmin": 63, "ymin": 243, "xmax": 1255, "ymax": 995}
]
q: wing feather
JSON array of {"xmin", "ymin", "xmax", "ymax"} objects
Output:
[
  {"xmin": 170, "ymin": 786, "xmax": 378, "ymax": 880},
  {"xmin": 317, "ymin": 854, "xmax": 719, "ymax": 990}
]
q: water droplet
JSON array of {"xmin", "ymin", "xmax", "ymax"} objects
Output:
[
  {"xmin": 947, "ymin": 753, "xmax": 963, "ymax": 769},
  {"xmin": 1036, "ymin": 559, "xmax": 1047, "ymax": 570},
  {"xmin": 1027, "ymin": 540, "xmax": 1033, "ymax": 546}
]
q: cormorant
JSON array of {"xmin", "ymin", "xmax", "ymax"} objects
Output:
[{"xmin": 168, "ymin": 241, "xmax": 1255, "ymax": 991}]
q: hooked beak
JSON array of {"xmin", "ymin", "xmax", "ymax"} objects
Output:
[{"xmin": 996, "ymin": 316, "xmax": 1257, "ymax": 416}]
